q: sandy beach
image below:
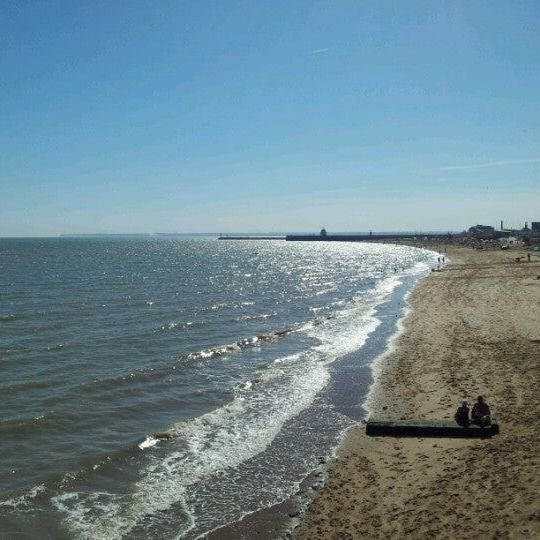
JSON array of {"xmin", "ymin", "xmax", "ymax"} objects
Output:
[{"xmin": 294, "ymin": 246, "xmax": 540, "ymax": 539}]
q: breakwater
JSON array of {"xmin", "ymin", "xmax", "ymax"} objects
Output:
[
  {"xmin": 218, "ymin": 234, "xmax": 451, "ymax": 242},
  {"xmin": 285, "ymin": 234, "xmax": 443, "ymax": 242},
  {"xmin": 218, "ymin": 236, "xmax": 285, "ymax": 240}
]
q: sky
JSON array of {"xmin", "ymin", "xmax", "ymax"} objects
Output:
[{"xmin": 1, "ymin": 0, "xmax": 539, "ymax": 236}]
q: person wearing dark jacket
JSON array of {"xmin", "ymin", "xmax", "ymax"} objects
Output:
[
  {"xmin": 454, "ymin": 400, "xmax": 470, "ymax": 426},
  {"xmin": 471, "ymin": 395, "xmax": 491, "ymax": 426}
]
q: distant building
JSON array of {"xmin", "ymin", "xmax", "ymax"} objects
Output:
[
  {"xmin": 532, "ymin": 222, "xmax": 540, "ymax": 233},
  {"xmin": 468, "ymin": 224, "xmax": 495, "ymax": 237},
  {"xmin": 320, "ymin": 227, "xmax": 327, "ymax": 237}
]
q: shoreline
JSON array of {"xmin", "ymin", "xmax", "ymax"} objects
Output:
[
  {"xmin": 205, "ymin": 251, "xmax": 439, "ymax": 539},
  {"xmin": 293, "ymin": 245, "xmax": 540, "ymax": 539}
]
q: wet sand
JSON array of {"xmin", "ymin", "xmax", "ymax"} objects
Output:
[{"xmin": 294, "ymin": 247, "xmax": 540, "ymax": 539}]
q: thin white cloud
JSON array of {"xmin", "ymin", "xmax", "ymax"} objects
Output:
[
  {"xmin": 441, "ymin": 158, "xmax": 540, "ymax": 171},
  {"xmin": 310, "ymin": 48, "xmax": 329, "ymax": 54}
]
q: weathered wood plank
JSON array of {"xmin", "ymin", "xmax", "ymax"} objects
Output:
[{"xmin": 366, "ymin": 420, "xmax": 500, "ymax": 438}]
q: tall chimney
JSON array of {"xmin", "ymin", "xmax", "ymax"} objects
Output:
[{"xmin": 501, "ymin": 220, "xmax": 503, "ymax": 230}]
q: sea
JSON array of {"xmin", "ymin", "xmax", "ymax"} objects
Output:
[{"xmin": 0, "ymin": 237, "xmax": 438, "ymax": 539}]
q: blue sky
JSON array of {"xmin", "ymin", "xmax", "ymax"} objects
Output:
[{"xmin": 1, "ymin": 1, "xmax": 539, "ymax": 235}]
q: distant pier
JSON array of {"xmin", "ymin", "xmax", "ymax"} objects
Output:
[
  {"xmin": 218, "ymin": 233, "xmax": 453, "ymax": 243},
  {"xmin": 218, "ymin": 236, "xmax": 285, "ymax": 240},
  {"xmin": 285, "ymin": 233, "xmax": 450, "ymax": 242}
]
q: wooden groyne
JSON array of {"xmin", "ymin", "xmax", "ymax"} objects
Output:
[{"xmin": 366, "ymin": 419, "xmax": 500, "ymax": 438}]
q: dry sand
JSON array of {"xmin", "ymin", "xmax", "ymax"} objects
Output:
[{"xmin": 294, "ymin": 247, "xmax": 540, "ymax": 540}]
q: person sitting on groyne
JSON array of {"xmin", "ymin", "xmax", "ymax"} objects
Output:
[
  {"xmin": 471, "ymin": 395, "xmax": 492, "ymax": 426},
  {"xmin": 454, "ymin": 400, "xmax": 470, "ymax": 426}
]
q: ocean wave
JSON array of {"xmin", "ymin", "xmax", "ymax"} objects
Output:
[
  {"xmin": 0, "ymin": 379, "xmax": 52, "ymax": 396},
  {"xmin": 0, "ymin": 413, "xmax": 60, "ymax": 436},
  {"xmin": 51, "ymin": 279, "xmax": 412, "ymax": 538},
  {"xmin": 53, "ymin": 353, "xmax": 330, "ymax": 539},
  {"xmin": 200, "ymin": 300, "xmax": 256, "ymax": 312},
  {"xmin": 0, "ymin": 484, "xmax": 46, "ymax": 511},
  {"xmin": 154, "ymin": 304, "xmax": 262, "ymax": 333},
  {"xmin": 232, "ymin": 375, "xmax": 269, "ymax": 392},
  {"xmin": 363, "ymin": 261, "xmax": 432, "ymax": 415},
  {"xmin": 272, "ymin": 353, "xmax": 301, "ymax": 364},
  {"xmin": 187, "ymin": 343, "xmax": 241, "ymax": 360},
  {"xmin": 0, "ymin": 314, "xmax": 18, "ymax": 322},
  {"xmin": 234, "ymin": 312, "xmax": 275, "ymax": 322},
  {"xmin": 314, "ymin": 286, "xmax": 337, "ymax": 296},
  {"xmin": 302, "ymin": 272, "xmax": 412, "ymax": 367},
  {"xmin": 159, "ymin": 320, "xmax": 195, "ymax": 331},
  {"xmin": 51, "ymin": 268, "xmax": 412, "ymax": 538},
  {"xmin": 402, "ymin": 260, "xmax": 432, "ymax": 276},
  {"xmin": 186, "ymin": 327, "xmax": 295, "ymax": 361}
]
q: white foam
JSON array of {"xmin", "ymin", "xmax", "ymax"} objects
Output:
[
  {"xmin": 402, "ymin": 260, "xmax": 432, "ymax": 275},
  {"xmin": 210, "ymin": 302, "xmax": 229, "ymax": 310},
  {"xmin": 55, "ymin": 359, "xmax": 329, "ymax": 539},
  {"xmin": 138, "ymin": 436, "xmax": 159, "ymax": 450},
  {"xmin": 187, "ymin": 343, "xmax": 241, "ymax": 360},
  {"xmin": 0, "ymin": 483, "xmax": 45, "ymax": 511},
  {"xmin": 234, "ymin": 380, "xmax": 253, "ymax": 391},
  {"xmin": 273, "ymin": 353, "xmax": 301, "ymax": 364},
  {"xmin": 52, "ymin": 491, "xmax": 140, "ymax": 540},
  {"xmin": 363, "ymin": 263, "xmax": 432, "ymax": 416}
]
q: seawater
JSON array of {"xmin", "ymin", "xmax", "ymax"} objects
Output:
[{"xmin": 0, "ymin": 238, "xmax": 437, "ymax": 538}]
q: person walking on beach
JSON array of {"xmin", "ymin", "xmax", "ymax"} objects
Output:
[
  {"xmin": 454, "ymin": 400, "xmax": 470, "ymax": 426},
  {"xmin": 471, "ymin": 395, "xmax": 491, "ymax": 426}
]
